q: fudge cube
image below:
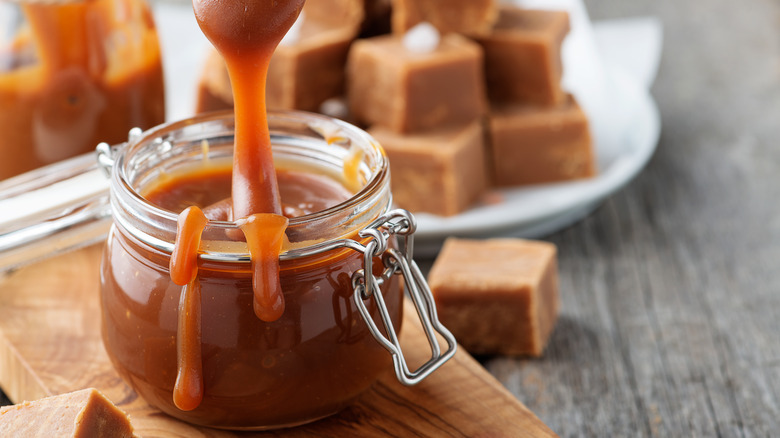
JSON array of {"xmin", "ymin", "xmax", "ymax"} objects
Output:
[
  {"xmin": 391, "ymin": 0, "xmax": 498, "ymax": 37},
  {"xmin": 302, "ymin": 0, "xmax": 364, "ymax": 37},
  {"xmin": 489, "ymin": 95, "xmax": 595, "ymax": 186},
  {"xmin": 476, "ymin": 7, "xmax": 570, "ymax": 106},
  {"xmin": 303, "ymin": 0, "xmax": 393, "ymax": 37},
  {"xmin": 347, "ymin": 34, "xmax": 486, "ymax": 133},
  {"xmin": 429, "ymin": 238, "xmax": 559, "ymax": 356},
  {"xmin": 195, "ymin": 48, "xmax": 233, "ymax": 114},
  {"xmin": 0, "ymin": 388, "xmax": 136, "ymax": 437},
  {"xmin": 370, "ymin": 120, "xmax": 486, "ymax": 216},
  {"xmin": 196, "ymin": 19, "xmax": 355, "ymax": 114}
]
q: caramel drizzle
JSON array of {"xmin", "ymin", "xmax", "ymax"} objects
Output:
[
  {"xmin": 173, "ymin": 278, "xmax": 204, "ymax": 412},
  {"xmin": 169, "ymin": 0, "xmax": 303, "ymax": 411},
  {"xmin": 170, "ymin": 207, "xmax": 208, "ymax": 411},
  {"xmin": 193, "ymin": 0, "xmax": 304, "ymax": 219}
]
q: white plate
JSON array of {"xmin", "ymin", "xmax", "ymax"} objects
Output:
[{"xmin": 413, "ymin": 65, "xmax": 661, "ymax": 256}]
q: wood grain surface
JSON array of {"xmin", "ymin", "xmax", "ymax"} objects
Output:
[
  {"xmin": 478, "ymin": 1, "xmax": 780, "ymax": 436},
  {"xmin": 0, "ymin": 244, "xmax": 555, "ymax": 437}
]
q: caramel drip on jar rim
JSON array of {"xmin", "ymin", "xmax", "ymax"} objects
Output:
[
  {"xmin": 170, "ymin": 206, "xmax": 208, "ymax": 286},
  {"xmin": 343, "ymin": 145, "xmax": 365, "ymax": 194},
  {"xmin": 170, "ymin": 206, "xmax": 208, "ymax": 411},
  {"xmin": 239, "ymin": 214, "xmax": 290, "ymax": 323}
]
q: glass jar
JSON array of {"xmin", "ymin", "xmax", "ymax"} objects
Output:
[
  {"xmin": 0, "ymin": 0, "xmax": 165, "ymax": 180},
  {"xmin": 96, "ymin": 111, "xmax": 455, "ymax": 430}
]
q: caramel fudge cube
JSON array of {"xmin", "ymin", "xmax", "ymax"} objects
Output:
[
  {"xmin": 489, "ymin": 95, "xmax": 595, "ymax": 186},
  {"xmin": 370, "ymin": 120, "xmax": 486, "ymax": 216},
  {"xmin": 195, "ymin": 48, "xmax": 233, "ymax": 114},
  {"xmin": 0, "ymin": 388, "xmax": 136, "ymax": 437},
  {"xmin": 476, "ymin": 7, "xmax": 570, "ymax": 106},
  {"xmin": 429, "ymin": 238, "xmax": 559, "ymax": 356},
  {"xmin": 391, "ymin": 0, "xmax": 498, "ymax": 37},
  {"xmin": 196, "ymin": 19, "xmax": 354, "ymax": 114},
  {"xmin": 268, "ymin": 23, "xmax": 355, "ymax": 112},
  {"xmin": 347, "ymin": 34, "xmax": 486, "ymax": 133},
  {"xmin": 302, "ymin": 0, "xmax": 365, "ymax": 37}
]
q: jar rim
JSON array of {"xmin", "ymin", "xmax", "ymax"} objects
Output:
[{"xmin": 111, "ymin": 110, "xmax": 391, "ymax": 262}]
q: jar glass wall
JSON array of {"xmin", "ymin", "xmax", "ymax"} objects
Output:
[{"xmin": 99, "ymin": 111, "xmax": 402, "ymax": 430}]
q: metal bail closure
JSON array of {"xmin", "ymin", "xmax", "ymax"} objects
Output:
[
  {"xmin": 351, "ymin": 209, "xmax": 457, "ymax": 386},
  {"xmin": 96, "ymin": 127, "xmax": 142, "ymax": 178}
]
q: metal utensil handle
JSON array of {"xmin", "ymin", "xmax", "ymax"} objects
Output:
[
  {"xmin": 0, "ymin": 129, "xmax": 132, "ymax": 273},
  {"xmin": 349, "ymin": 209, "xmax": 457, "ymax": 386}
]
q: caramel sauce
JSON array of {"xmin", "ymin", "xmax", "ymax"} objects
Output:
[
  {"xmin": 170, "ymin": 206, "xmax": 209, "ymax": 287},
  {"xmin": 114, "ymin": 161, "xmax": 396, "ymax": 425},
  {"xmin": 343, "ymin": 145, "xmax": 365, "ymax": 194},
  {"xmin": 143, "ymin": 163, "xmax": 352, "ymax": 220}
]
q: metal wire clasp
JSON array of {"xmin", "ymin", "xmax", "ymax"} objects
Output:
[
  {"xmin": 350, "ymin": 209, "xmax": 457, "ymax": 386},
  {"xmin": 96, "ymin": 127, "xmax": 142, "ymax": 178}
]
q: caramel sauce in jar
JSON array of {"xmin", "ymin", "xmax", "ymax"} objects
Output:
[
  {"xmin": 0, "ymin": 0, "xmax": 165, "ymax": 179},
  {"xmin": 99, "ymin": 111, "xmax": 401, "ymax": 430}
]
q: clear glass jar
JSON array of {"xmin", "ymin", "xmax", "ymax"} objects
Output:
[
  {"xmin": 97, "ymin": 111, "xmax": 455, "ymax": 430},
  {"xmin": 0, "ymin": 0, "xmax": 165, "ymax": 180}
]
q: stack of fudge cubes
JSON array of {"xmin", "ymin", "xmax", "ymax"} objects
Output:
[{"xmin": 195, "ymin": 0, "xmax": 596, "ymax": 217}]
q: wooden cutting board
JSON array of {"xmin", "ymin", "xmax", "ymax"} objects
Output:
[{"xmin": 0, "ymin": 245, "xmax": 556, "ymax": 437}]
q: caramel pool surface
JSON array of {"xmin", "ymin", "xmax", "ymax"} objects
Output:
[{"xmin": 0, "ymin": 245, "xmax": 555, "ymax": 437}]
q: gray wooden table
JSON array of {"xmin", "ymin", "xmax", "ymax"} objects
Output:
[{"xmin": 2, "ymin": 0, "xmax": 778, "ymax": 436}]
